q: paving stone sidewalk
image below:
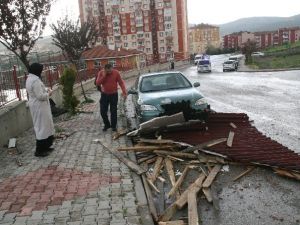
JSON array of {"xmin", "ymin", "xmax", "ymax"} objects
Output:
[{"xmin": 0, "ymin": 89, "xmax": 153, "ymax": 225}]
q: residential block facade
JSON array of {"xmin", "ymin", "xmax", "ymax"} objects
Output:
[
  {"xmin": 79, "ymin": 0, "xmax": 189, "ymax": 64},
  {"xmin": 189, "ymin": 24, "xmax": 221, "ymax": 54},
  {"xmin": 223, "ymin": 27, "xmax": 300, "ymax": 50}
]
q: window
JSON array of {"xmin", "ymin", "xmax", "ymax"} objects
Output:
[
  {"xmin": 132, "ymin": 42, "xmax": 137, "ymax": 47},
  {"xmin": 121, "ymin": 7, "xmax": 125, "ymax": 12},
  {"xmin": 160, "ymin": 32, "xmax": 164, "ymax": 37},
  {"xmin": 144, "ymin": 11, "xmax": 148, "ymax": 16},
  {"xmin": 124, "ymin": 43, "xmax": 128, "ymax": 47},
  {"xmin": 146, "ymin": 48, "xmax": 151, "ymax": 52},
  {"xmin": 166, "ymin": 24, "xmax": 172, "ymax": 29},
  {"xmin": 160, "ymin": 40, "xmax": 164, "ymax": 44},
  {"xmin": 146, "ymin": 41, "xmax": 151, "ymax": 45},
  {"xmin": 107, "ymin": 9, "xmax": 111, "ymax": 13},
  {"xmin": 145, "ymin": 25, "xmax": 149, "ymax": 32},
  {"xmin": 143, "ymin": 4, "xmax": 148, "ymax": 9},
  {"xmin": 108, "ymin": 59, "xmax": 116, "ymax": 67},
  {"xmin": 145, "ymin": 33, "xmax": 150, "ymax": 38},
  {"xmin": 132, "ymin": 35, "xmax": 136, "ymax": 40},
  {"xmin": 160, "ymin": 47, "xmax": 165, "ymax": 52},
  {"xmin": 123, "ymin": 36, "xmax": 127, "ymax": 40},
  {"xmin": 94, "ymin": 60, "xmax": 101, "ymax": 68},
  {"xmin": 106, "ymin": 1, "xmax": 110, "ymax": 5},
  {"xmin": 158, "ymin": 2, "xmax": 163, "ymax": 7},
  {"xmin": 158, "ymin": 9, "xmax": 163, "ymax": 15},
  {"xmin": 131, "ymin": 27, "xmax": 136, "ymax": 32}
]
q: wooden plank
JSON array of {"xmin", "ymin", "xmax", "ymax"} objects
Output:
[
  {"xmin": 176, "ymin": 173, "xmax": 206, "ymax": 209},
  {"xmin": 167, "ymin": 166, "xmax": 190, "ymax": 198},
  {"xmin": 274, "ymin": 168, "xmax": 300, "ymax": 181},
  {"xmin": 226, "ymin": 131, "xmax": 235, "ymax": 147},
  {"xmin": 151, "ymin": 157, "xmax": 164, "ymax": 182},
  {"xmin": 142, "ymin": 175, "xmax": 158, "ymax": 221},
  {"xmin": 182, "ymin": 138, "xmax": 227, "ymax": 153},
  {"xmin": 233, "ymin": 167, "xmax": 255, "ymax": 181},
  {"xmin": 118, "ymin": 146, "xmax": 173, "ymax": 152},
  {"xmin": 202, "ymin": 165, "xmax": 222, "ymax": 188},
  {"xmin": 147, "ymin": 177, "xmax": 160, "ymax": 193},
  {"xmin": 165, "ymin": 158, "xmax": 180, "ymax": 199},
  {"xmin": 100, "ymin": 142, "xmax": 146, "ymax": 175},
  {"xmin": 167, "ymin": 155, "xmax": 185, "ymax": 162},
  {"xmin": 112, "ymin": 129, "xmax": 128, "ymax": 140},
  {"xmin": 230, "ymin": 122, "xmax": 237, "ymax": 129},
  {"xmin": 158, "ymin": 203, "xmax": 177, "ymax": 222},
  {"xmin": 139, "ymin": 138, "xmax": 175, "ymax": 145},
  {"xmin": 154, "ymin": 150, "xmax": 197, "ymax": 159},
  {"xmin": 188, "ymin": 191, "xmax": 199, "ymax": 225},
  {"xmin": 202, "ymin": 187, "xmax": 213, "ymax": 203},
  {"xmin": 145, "ymin": 156, "xmax": 157, "ymax": 165},
  {"xmin": 158, "ymin": 220, "xmax": 185, "ymax": 225},
  {"xmin": 137, "ymin": 155, "xmax": 156, "ymax": 164}
]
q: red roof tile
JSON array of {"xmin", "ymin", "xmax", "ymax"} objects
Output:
[{"xmin": 82, "ymin": 45, "xmax": 143, "ymax": 60}]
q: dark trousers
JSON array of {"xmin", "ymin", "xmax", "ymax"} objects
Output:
[
  {"xmin": 36, "ymin": 135, "xmax": 54, "ymax": 153},
  {"xmin": 100, "ymin": 93, "xmax": 118, "ymax": 129}
]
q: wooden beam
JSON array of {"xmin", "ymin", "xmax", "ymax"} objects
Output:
[
  {"xmin": 167, "ymin": 166, "xmax": 190, "ymax": 198},
  {"xmin": 188, "ymin": 190, "xmax": 199, "ymax": 225},
  {"xmin": 176, "ymin": 173, "xmax": 206, "ymax": 209},
  {"xmin": 112, "ymin": 129, "xmax": 128, "ymax": 140},
  {"xmin": 158, "ymin": 220, "xmax": 185, "ymax": 225},
  {"xmin": 137, "ymin": 155, "xmax": 157, "ymax": 164},
  {"xmin": 202, "ymin": 187, "xmax": 213, "ymax": 203},
  {"xmin": 151, "ymin": 157, "xmax": 164, "ymax": 182},
  {"xmin": 230, "ymin": 122, "xmax": 237, "ymax": 129},
  {"xmin": 145, "ymin": 156, "xmax": 158, "ymax": 165},
  {"xmin": 138, "ymin": 138, "xmax": 175, "ymax": 145},
  {"xmin": 158, "ymin": 203, "xmax": 178, "ymax": 222},
  {"xmin": 227, "ymin": 131, "xmax": 235, "ymax": 147},
  {"xmin": 154, "ymin": 150, "xmax": 197, "ymax": 159},
  {"xmin": 118, "ymin": 145, "xmax": 173, "ymax": 152},
  {"xmin": 147, "ymin": 177, "xmax": 160, "ymax": 193},
  {"xmin": 167, "ymin": 155, "xmax": 185, "ymax": 162},
  {"xmin": 165, "ymin": 158, "xmax": 180, "ymax": 199},
  {"xmin": 100, "ymin": 142, "xmax": 146, "ymax": 175},
  {"xmin": 182, "ymin": 138, "xmax": 227, "ymax": 153},
  {"xmin": 141, "ymin": 174, "xmax": 158, "ymax": 221},
  {"xmin": 202, "ymin": 165, "xmax": 222, "ymax": 188},
  {"xmin": 233, "ymin": 167, "xmax": 255, "ymax": 181}
]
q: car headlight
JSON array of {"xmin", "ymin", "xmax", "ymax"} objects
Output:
[
  {"xmin": 195, "ymin": 98, "xmax": 207, "ymax": 106},
  {"xmin": 140, "ymin": 104, "xmax": 158, "ymax": 111}
]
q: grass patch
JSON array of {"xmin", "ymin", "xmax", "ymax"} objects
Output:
[
  {"xmin": 55, "ymin": 126, "xmax": 66, "ymax": 133},
  {"xmin": 253, "ymin": 54, "xmax": 300, "ymax": 69},
  {"xmin": 265, "ymin": 41, "xmax": 300, "ymax": 53}
]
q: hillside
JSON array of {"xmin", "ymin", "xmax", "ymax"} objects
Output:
[
  {"xmin": 219, "ymin": 14, "xmax": 300, "ymax": 36},
  {"xmin": 0, "ymin": 36, "xmax": 59, "ymax": 54}
]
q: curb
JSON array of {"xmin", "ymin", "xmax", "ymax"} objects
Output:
[
  {"xmin": 119, "ymin": 98, "xmax": 155, "ymax": 225},
  {"xmin": 238, "ymin": 67, "xmax": 300, "ymax": 73}
]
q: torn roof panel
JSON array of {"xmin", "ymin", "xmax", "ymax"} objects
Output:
[{"xmin": 162, "ymin": 113, "xmax": 300, "ymax": 172}]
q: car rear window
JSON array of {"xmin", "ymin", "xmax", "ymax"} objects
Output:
[
  {"xmin": 224, "ymin": 61, "xmax": 234, "ymax": 64},
  {"xmin": 140, "ymin": 73, "xmax": 192, "ymax": 92},
  {"xmin": 199, "ymin": 60, "xmax": 210, "ymax": 65}
]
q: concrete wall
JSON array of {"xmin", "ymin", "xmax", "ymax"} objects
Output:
[
  {"xmin": 0, "ymin": 101, "xmax": 33, "ymax": 147},
  {"xmin": 0, "ymin": 60, "xmax": 189, "ymax": 147}
]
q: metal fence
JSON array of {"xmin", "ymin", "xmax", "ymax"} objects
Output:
[{"xmin": 0, "ymin": 66, "xmax": 99, "ymax": 107}]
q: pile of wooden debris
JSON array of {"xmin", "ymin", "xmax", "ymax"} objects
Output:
[{"xmin": 101, "ymin": 112, "xmax": 300, "ymax": 225}]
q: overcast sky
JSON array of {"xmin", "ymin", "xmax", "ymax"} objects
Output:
[{"xmin": 43, "ymin": 0, "xmax": 300, "ymax": 36}]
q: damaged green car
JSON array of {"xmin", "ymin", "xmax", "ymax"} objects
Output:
[{"xmin": 128, "ymin": 71, "xmax": 210, "ymax": 122}]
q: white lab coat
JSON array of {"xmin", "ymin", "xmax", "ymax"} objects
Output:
[{"xmin": 26, "ymin": 74, "xmax": 55, "ymax": 140}]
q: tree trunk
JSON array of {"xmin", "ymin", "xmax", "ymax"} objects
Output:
[{"xmin": 75, "ymin": 63, "xmax": 88, "ymax": 101}]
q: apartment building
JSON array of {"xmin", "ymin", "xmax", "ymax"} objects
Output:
[
  {"xmin": 79, "ymin": 0, "xmax": 189, "ymax": 64},
  {"xmin": 189, "ymin": 24, "xmax": 221, "ymax": 54},
  {"xmin": 223, "ymin": 27, "xmax": 300, "ymax": 50}
]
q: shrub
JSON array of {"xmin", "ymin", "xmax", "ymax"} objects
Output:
[{"xmin": 60, "ymin": 67, "xmax": 79, "ymax": 115}]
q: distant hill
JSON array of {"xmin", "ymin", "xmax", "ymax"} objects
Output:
[
  {"xmin": 0, "ymin": 36, "xmax": 60, "ymax": 54},
  {"xmin": 219, "ymin": 14, "xmax": 300, "ymax": 36}
]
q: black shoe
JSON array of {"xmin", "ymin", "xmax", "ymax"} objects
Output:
[
  {"xmin": 34, "ymin": 151, "xmax": 50, "ymax": 157},
  {"xmin": 103, "ymin": 126, "xmax": 111, "ymax": 132},
  {"xmin": 46, "ymin": 147, "xmax": 55, "ymax": 152},
  {"xmin": 112, "ymin": 128, "xmax": 117, "ymax": 132}
]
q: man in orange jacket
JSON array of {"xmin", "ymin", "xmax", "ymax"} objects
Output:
[{"xmin": 96, "ymin": 64, "xmax": 127, "ymax": 132}]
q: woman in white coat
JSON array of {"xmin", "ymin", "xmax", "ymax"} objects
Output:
[{"xmin": 26, "ymin": 63, "xmax": 55, "ymax": 157}]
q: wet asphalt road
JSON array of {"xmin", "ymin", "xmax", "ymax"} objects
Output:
[{"xmin": 181, "ymin": 55, "xmax": 300, "ymax": 153}]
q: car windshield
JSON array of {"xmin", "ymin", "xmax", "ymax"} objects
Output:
[
  {"xmin": 224, "ymin": 61, "xmax": 234, "ymax": 64},
  {"xmin": 229, "ymin": 57, "xmax": 237, "ymax": 60},
  {"xmin": 199, "ymin": 60, "xmax": 210, "ymax": 65},
  {"xmin": 140, "ymin": 73, "xmax": 192, "ymax": 93},
  {"xmin": 195, "ymin": 56, "xmax": 202, "ymax": 60}
]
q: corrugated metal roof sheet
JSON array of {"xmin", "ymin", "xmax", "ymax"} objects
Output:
[{"xmin": 163, "ymin": 113, "xmax": 300, "ymax": 172}]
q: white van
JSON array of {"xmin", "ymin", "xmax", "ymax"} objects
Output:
[
  {"xmin": 194, "ymin": 54, "xmax": 203, "ymax": 65},
  {"xmin": 197, "ymin": 58, "xmax": 211, "ymax": 73}
]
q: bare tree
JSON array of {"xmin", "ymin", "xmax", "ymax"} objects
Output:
[
  {"xmin": 242, "ymin": 40, "xmax": 257, "ymax": 64},
  {"xmin": 0, "ymin": 0, "xmax": 53, "ymax": 69},
  {"xmin": 51, "ymin": 15, "xmax": 99, "ymax": 101}
]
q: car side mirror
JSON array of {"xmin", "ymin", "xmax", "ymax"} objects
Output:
[
  {"xmin": 193, "ymin": 82, "xmax": 200, "ymax": 87},
  {"xmin": 128, "ymin": 89, "xmax": 138, "ymax": 95}
]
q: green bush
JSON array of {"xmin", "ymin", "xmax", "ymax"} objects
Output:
[{"xmin": 60, "ymin": 67, "xmax": 79, "ymax": 115}]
